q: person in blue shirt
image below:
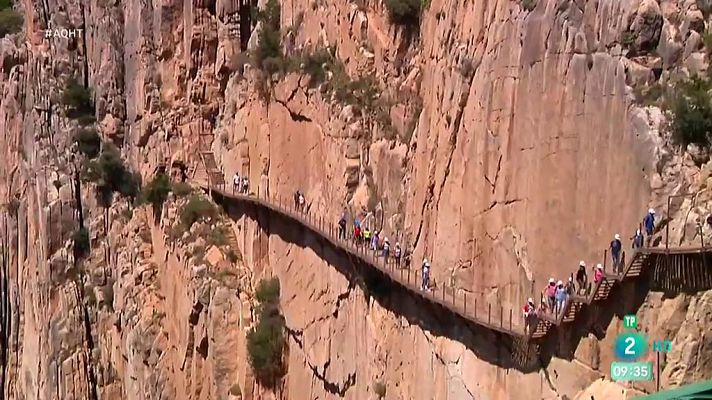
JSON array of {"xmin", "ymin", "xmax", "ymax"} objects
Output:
[
  {"xmin": 644, "ymin": 208, "xmax": 656, "ymax": 245},
  {"xmin": 610, "ymin": 234, "xmax": 622, "ymax": 273},
  {"xmin": 555, "ymin": 280, "xmax": 567, "ymax": 317}
]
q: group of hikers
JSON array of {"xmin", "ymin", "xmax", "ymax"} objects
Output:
[
  {"xmin": 231, "ymin": 172, "xmax": 250, "ymax": 194},
  {"xmin": 337, "ymin": 213, "xmax": 404, "ymax": 268},
  {"xmin": 522, "ymin": 208, "xmax": 657, "ymax": 335},
  {"xmin": 293, "ymin": 190, "xmax": 306, "ymax": 212}
]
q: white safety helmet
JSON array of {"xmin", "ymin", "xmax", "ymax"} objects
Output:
[
  {"xmin": 579, "ymin": 260, "xmax": 586, "ymax": 267},
  {"xmin": 649, "ymin": 208, "xmax": 655, "ymax": 214},
  {"xmin": 557, "ymin": 280, "xmax": 563, "ymax": 286},
  {"xmin": 396, "ymin": 242, "xmax": 400, "ymax": 246},
  {"xmin": 597, "ymin": 263, "xmax": 603, "ymax": 270},
  {"xmin": 528, "ymin": 298, "xmax": 534, "ymax": 304},
  {"xmin": 548, "ymin": 278, "xmax": 555, "ymax": 284},
  {"xmin": 423, "ymin": 258, "xmax": 428, "ymax": 264},
  {"xmin": 637, "ymin": 229, "xmax": 641, "ymax": 235},
  {"xmin": 614, "ymin": 234, "xmax": 621, "ymax": 240},
  {"xmin": 384, "ymin": 237, "xmax": 389, "ymax": 242}
]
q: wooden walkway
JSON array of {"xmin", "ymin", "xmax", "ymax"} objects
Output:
[{"xmin": 197, "ymin": 180, "xmax": 712, "ymax": 343}]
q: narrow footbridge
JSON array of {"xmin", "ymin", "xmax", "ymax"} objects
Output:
[{"xmin": 199, "ymin": 179, "xmax": 712, "ymax": 345}]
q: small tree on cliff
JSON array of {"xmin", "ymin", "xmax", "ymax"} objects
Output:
[
  {"xmin": 667, "ymin": 75, "xmax": 712, "ymax": 149},
  {"xmin": 247, "ymin": 277, "xmax": 286, "ymax": 389},
  {"xmin": 254, "ymin": 0, "xmax": 284, "ymax": 76},
  {"xmin": 141, "ymin": 172, "xmax": 171, "ymax": 222}
]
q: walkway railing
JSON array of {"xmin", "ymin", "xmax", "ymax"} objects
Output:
[{"xmin": 197, "ymin": 179, "xmax": 712, "ymax": 343}]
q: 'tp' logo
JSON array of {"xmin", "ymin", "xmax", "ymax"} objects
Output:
[{"xmin": 614, "ymin": 333, "xmax": 648, "ymax": 361}]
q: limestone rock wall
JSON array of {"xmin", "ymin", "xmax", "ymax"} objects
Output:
[{"xmin": 1, "ymin": 0, "xmax": 712, "ymax": 397}]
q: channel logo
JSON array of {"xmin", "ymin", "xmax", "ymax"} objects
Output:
[{"xmin": 614, "ymin": 332, "xmax": 648, "ymax": 362}]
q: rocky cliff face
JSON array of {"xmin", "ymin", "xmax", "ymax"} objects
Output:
[{"xmin": 1, "ymin": 0, "xmax": 712, "ymax": 398}]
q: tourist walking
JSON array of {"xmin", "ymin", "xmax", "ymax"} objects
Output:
[
  {"xmin": 523, "ymin": 298, "xmax": 537, "ymax": 335},
  {"xmin": 594, "ymin": 263, "xmax": 604, "ymax": 284},
  {"xmin": 382, "ymin": 237, "xmax": 390, "ymax": 258},
  {"xmin": 395, "ymin": 243, "xmax": 402, "ymax": 267},
  {"xmin": 576, "ymin": 261, "xmax": 588, "ymax": 295},
  {"xmin": 363, "ymin": 226, "xmax": 372, "ymax": 245},
  {"xmin": 644, "ymin": 208, "xmax": 656, "ymax": 245},
  {"xmin": 298, "ymin": 191, "xmax": 305, "ymax": 212},
  {"xmin": 371, "ymin": 230, "xmax": 380, "ymax": 251},
  {"xmin": 631, "ymin": 229, "xmax": 644, "ymax": 249},
  {"xmin": 241, "ymin": 176, "xmax": 249, "ymax": 194},
  {"xmin": 555, "ymin": 280, "xmax": 567, "ymax": 317},
  {"xmin": 232, "ymin": 172, "xmax": 240, "ymax": 193},
  {"xmin": 610, "ymin": 234, "xmax": 622, "ymax": 273},
  {"xmin": 421, "ymin": 259, "xmax": 430, "ymax": 291},
  {"xmin": 545, "ymin": 278, "xmax": 556, "ymax": 312},
  {"xmin": 338, "ymin": 215, "xmax": 347, "ymax": 239}
]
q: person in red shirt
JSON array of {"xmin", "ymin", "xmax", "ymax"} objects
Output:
[{"xmin": 523, "ymin": 298, "xmax": 537, "ymax": 335}]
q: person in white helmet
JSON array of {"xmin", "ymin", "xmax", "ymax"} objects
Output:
[
  {"xmin": 232, "ymin": 172, "xmax": 240, "ymax": 193},
  {"xmin": 382, "ymin": 237, "xmax": 390, "ymax": 258},
  {"xmin": 594, "ymin": 263, "xmax": 604, "ymax": 284},
  {"xmin": 421, "ymin": 258, "xmax": 430, "ymax": 291},
  {"xmin": 610, "ymin": 233, "xmax": 623, "ymax": 274},
  {"xmin": 631, "ymin": 229, "xmax": 644, "ymax": 249},
  {"xmin": 523, "ymin": 297, "xmax": 537, "ymax": 335},
  {"xmin": 394, "ymin": 242, "xmax": 402, "ymax": 267},
  {"xmin": 644, "ymin": 208, "xmax": 656, "ymax": 245},
  {"xmin": 576, "ymin": 261, "xmax": 588, "ymax": 295},
  {"xmin": 545, "ymin": 278, "xmax": 556, "ymax": 313},
  {"xmin": 555, "ymin": 280, "xmax": 567, "ymax": 317}
]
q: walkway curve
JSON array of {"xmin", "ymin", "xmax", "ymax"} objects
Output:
[{"xmin": 198, "ymin": 182, "xmax": 712, "ymax": 343}]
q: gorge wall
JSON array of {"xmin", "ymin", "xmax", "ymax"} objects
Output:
[{"xmin": 1, "ymin": 0, "xmax": 712, "ymax": 397}]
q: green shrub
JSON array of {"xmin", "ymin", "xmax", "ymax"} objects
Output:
[
  {"xmin": 254, "ymin": 0, "xmax": 283, "ymax": 74},
  {"xmin": 666, "ymin": 76, "xmax": 712, "ymax": 148},
  {"xmin": 255, "ymin": 277, "xmax": 280, "ymax": 304},
  {"xmin": 94, "ymin": 144, "xmax": 138, "ymax": 198},
  {"xmin": 384, "ymin": 0, "xmax": 422, "ymax": 26},
  {"xmin": 703, "ymin": 30, "xmax": 712, "ymax": 59},
  {"xmin": 374, "ymin": 381, "xmax": 386, "ymax": 399},
  {"xmin": 247, "ymin": 277, "xmax": 285, "ymax": 388},
  {"xmin": 621, "ymin": 31, "xmax": 637, "ymax": 49},
  {"xmin": 633, "ymin": 82, "xmax": 665, "ymax": 106},
  {"xmin": 0, "ymin": 7, "xmax": 23, "ymax": 37},
  {"xmin": 62, "ymin": 78, "xmax": 94, "ymax": 119},
  {"xmin": 521, "ymin": 0, "xmax": 536, "ymax": 11},
  {"xmin": 73, "ymin": 227, "xmax": 90, "ymax": 259},
  {"xmin": 302, "ymin": 49, "xmax": 333, "ymax": 87},
  {"xmin": 207, "ymin": 225, "xmax": 229, "ymax": 247},
  {"xmin": 179, "ymin": 194, "xmax": 217, "ymax": 229},
  {"xmin": 226, "ymin": 249, "xmax": 240, "ymax": 263},
  {"xmin": 229, "ymin": 383, "xmax": 242, "ymax": 397},
  {"xmin": 73, "ymin": 127, "xmax": 101, "ymax": 158},
  {"xmin": 172, "ymin": 182, "xmax": 193, "ymax": 197},
  {"xmin": 141, "ymin": 173, "xmax": 171, "ymax": 211}
]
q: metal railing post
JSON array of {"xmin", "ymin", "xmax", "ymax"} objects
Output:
[
  {"xmin": 510, "ymin": 308, "xmax": 513, "ymax": 330},
  {"xmin": 666, "ymin": 196, "xmax": 671, "ymax": 251},
  {"xmin": 464, "ymin": 291, "xmax": 467, "ymax": 314},
  {"xmin": 500, "ymin": 306, "xmax": 504, "ymax": 328},
  {"xmin": 488, "ymin": 303, "xmax": 491, "ymax": 324},
  {"xmin": 603, "ymin": 249, "xmax": 607, "ymax": 272}
]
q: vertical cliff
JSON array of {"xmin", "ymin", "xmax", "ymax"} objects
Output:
[{"xmin": 1, "ymin": 0, "xmax": 712, "ymax": 398}]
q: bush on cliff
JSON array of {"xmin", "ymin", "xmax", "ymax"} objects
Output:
[
  {"xmin": 73, "ymin": 127, "xmax": 101, "ymax": 158},
  {"xmin": 0, "ymin": 0, "xmax": 23, "ymax": 38},
  {"xmin": 179, "ymin": 194, "xmax": 217, "ymax": 230},
  {"xmin": 384, "ymin": 0, "xmax": 422, "ymax": 26},
  {"xmin": 83, "ymin": 143, "xmax": 140, "ymax": 204},
  {"xmin": 73, "ymin": 227, "xmax": 90, "ymax": 259},
  {"xmin": 373, "ymin": 381, "xmax": 387, "ymax": 399},
  {"xmin": 667, "ymin": 75, "xmax": 712, "ymax": 148},
  {"xmin": 254, "ymin": 0, "xmax": 283, "ymax": 75},
  {"xmin": 247, "ymin": 277, "xmax": 286, "ymax": 388},
  {"xmin": 62, "ymin": 78, "xmax": 94, "ymax": 120},
  {"xmin": 141, "ymin": 172, "xmax": 171, "ymax": 217}
]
